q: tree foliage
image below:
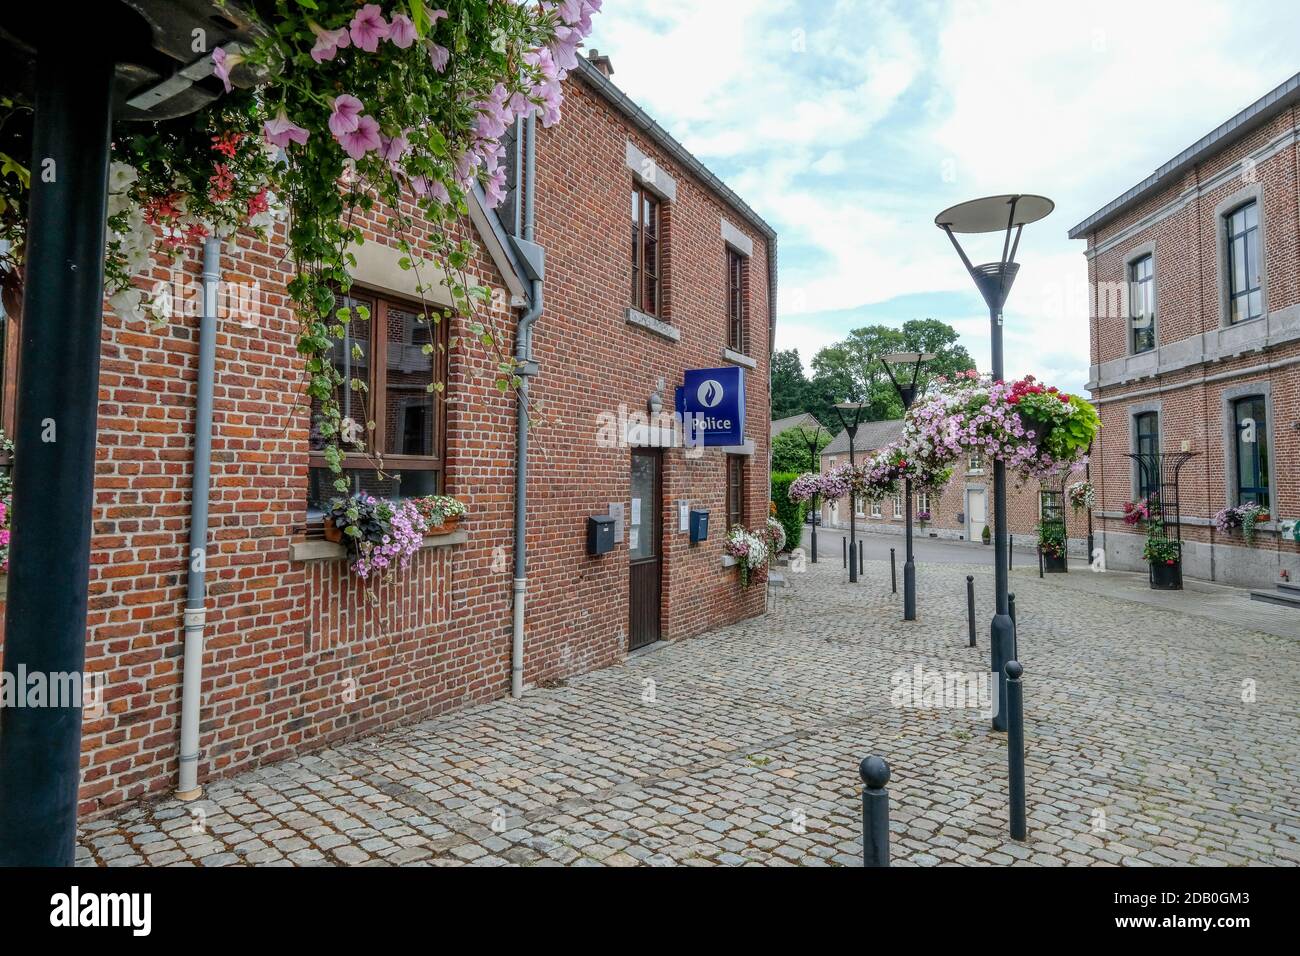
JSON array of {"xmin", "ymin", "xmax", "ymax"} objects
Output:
[{"xmin": 771, "ymin": 425, "xmax": 829, "ymax": 474}]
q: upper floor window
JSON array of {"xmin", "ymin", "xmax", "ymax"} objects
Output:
[
  {"xmin": 631, "ymin": 183, "xmax": 662, "ymax": 317},
  {"xmin": 726, "ymin": 247, "xmax": 746, "ymax": 353},
  {"xmin": 306, "ymin": 290, "xmax": 447, "ymax": 522},
  {"xmin": 1233, "ymin": 395, "xmax": 1270, "ymax": 509},
  {"xmin": 1129, "ymin": 253, "xmax": 1155, "ymax": 353},
  {"xmin": 1134, "ymin": 411, "xmax": 1160, "ymax": 500},
  {"xmin": 726, "ymin": 454, "xmax": 745, "ymax": 529},
  {"xmin": 968, "ymin": 452, "xmax": 983, "ymax": 473},
  {"xmin": 916, "ymin": 491, "xmax": 931, "ymax": 515},
  {"xmin": 1225, "ymin": 201, "xmax": 1262, "ymax": 324}
]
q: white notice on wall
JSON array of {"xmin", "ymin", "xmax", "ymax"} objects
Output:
[
  {"xmin": 629, "ymin": 527, "xmax": 640, "ymax": 550},
  {"xmin": 631, "ymin": 498, "xmax": 642, "ymax": 525},
  {"xmin": 678, "ymin": 500, "xmax": 689, "ymax": 532}
]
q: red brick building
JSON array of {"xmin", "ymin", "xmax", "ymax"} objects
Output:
[
  {"xmin": 817, "ymin": 422, "xmax": 1090, "ymax": 555},
  {"xmin": 0, "ymin": 53, "xmax": 776, "ymax": 816},
  {"xmin": 1069, "ymin": 72, "xmax": 1300, "ymax": 589}
]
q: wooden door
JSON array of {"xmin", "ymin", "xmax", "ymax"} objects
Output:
[{"xmin": 628, "ymin": 449, "xmax": 662, "ymax": 650}]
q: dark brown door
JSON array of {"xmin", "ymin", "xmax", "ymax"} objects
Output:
[{"xmin": 628, "ymin": 448, "xmax": 662, "ymax": 650}]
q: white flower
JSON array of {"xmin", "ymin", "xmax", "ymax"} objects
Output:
[
  {"xmin": 109, "ymin": 286, "xmax": 144, "ymax": 321},
  {"xmin": 108, "ymin": 162, "xmax": 138, "ymax": 194}
]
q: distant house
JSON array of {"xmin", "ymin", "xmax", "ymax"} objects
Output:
[
  {"xmin": 770, "ymin": 412, "xmax": 825, "ymax": 439},
  {"xmin": 818, "ymin": 419, "xmax": 1087, "ymax": 547}
]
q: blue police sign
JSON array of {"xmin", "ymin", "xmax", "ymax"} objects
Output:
[{"xmin": 675, "ymin": 366, "xmax": 745, "ymax": 446}]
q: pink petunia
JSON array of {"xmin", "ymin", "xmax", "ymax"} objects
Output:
[
  {"xmin": 379, "ymin": 131, "xmax": 409, "ymax": 169},
  {"xmin": 211, "ymin": 47, "xmax": 234, "ymax": 93},
  {"xmin": 349, "ymin": 4, "xmax": 390, "ymax": 52},
  {"xmin": 263, "ymin": 110, "xmax": 310, "ymax": 148},
  {"xmin": 388, "ymin": 13, "xmax": 416, "ymax": 48},
  {"xmin": 336, "ymin": 115, "xmax": 382, "ymax": 160},
  {"xmin": 310, "ymin": 23, "xmax": 351, "ymax": 63},
  {"xmin": 427, "ymin": 42, "xmax": 450, "ymax": 72},
  {"xmin": 329, "ymin": 94, "xmax": 364, "ymax": 136}
]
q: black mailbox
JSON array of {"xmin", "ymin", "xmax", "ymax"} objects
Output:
[
  {"xmin": 689, "ymin": 509, "xmax": 709, "ymax": 544},
  {"xmin": 586, "ymin": 515, "xmax": 615, "ymax": 555}
]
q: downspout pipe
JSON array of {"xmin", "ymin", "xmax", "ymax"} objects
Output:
[
  {"xmin": 512, "ymin": 113, "xmax": 541, "ymax": 699},
  {"xmin": 177, "ymin": 237, "xmax": 221, "ymax": 799}
]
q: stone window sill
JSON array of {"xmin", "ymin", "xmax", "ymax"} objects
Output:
[
  {"xmin": 290, "ymin": 529, "xmax": 468, "ymax": 563},
  {"xmin": 625, "ymin": 307, "xmax": 680, "ymax": 342},
  {"xmin": 721, "ymin": 348, "xmax": 756, "ymax": 370}
]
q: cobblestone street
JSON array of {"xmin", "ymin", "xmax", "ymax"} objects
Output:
[{"xmin": 77, "ymin": 552, "xmax": 1300, "ymax": 867}]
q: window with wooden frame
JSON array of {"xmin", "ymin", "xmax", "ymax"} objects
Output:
[
  {"xmin": 306, "ymin": 289, "xmax": 448, "ymax": 524},
  {"xmin": 1233, "ymin": 395, "xmax": 1270, "ymax": 509},
  {"xmin": 725, "ymin": 455, "xmax": 745, "ymax": 530},
  {"xmin": 631, "ymin": 182, "xmax": 662, "ymax": 317},
  {"xmin": 726, "ymin": 247, "xmax": 746, "ymax": 353},
  {"xmin": 1134, "ymin": 411, "xmax": 1160, "ymax": 500},
  {"xmin": 1225, "ymin": 201, "xmax": 1263, "ymax": 324},
  {"xmin": 1129, "ymin": 253, "xmax": 1155, "ymax": 353}
]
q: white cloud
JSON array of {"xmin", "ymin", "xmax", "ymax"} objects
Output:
[{"xmin": 587, "ymin": 0, "xmax": 1300, "ymax": 391}]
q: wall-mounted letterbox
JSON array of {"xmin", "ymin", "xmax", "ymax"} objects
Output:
[
  {"xmin": 587, "ymin": 515, "xmax": 615, "ymax": 555},
  {"xmin": 689, "ymin": 509, "xmax": 709, "ymax": 544}
]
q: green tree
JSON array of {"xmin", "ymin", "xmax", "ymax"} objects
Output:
[
  {"xmin": 770, "ymin": 348, "xmax": 809, "ymax": 420},
  {"xmin": 771, "ymin": 425, "xmax": 830, "ymax": 474},
  {"xmin": 807, "ymin": 319, "xmax": 976, "ymax": 422},
  {"xmin": 770, "ymin": 472, "xmax": 804, "ymax": 553}
]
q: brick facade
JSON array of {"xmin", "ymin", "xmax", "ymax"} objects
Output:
[
  {"xmin": 1071, "ymin": 83, "xmax": 1300, "ymax": 587},
  {"xmin": 0, "ymin": 64, "xmax": 774, "ymax": 816}
]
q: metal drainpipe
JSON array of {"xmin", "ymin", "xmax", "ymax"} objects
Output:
[
  {"xmin": 512, "ymin": 113, "xmax": 541, "ymax": 699},
  {"xmin": 176, "ymin": 237, "xmax": 221, "ymax": 799}
]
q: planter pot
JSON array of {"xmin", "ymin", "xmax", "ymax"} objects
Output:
[
  {"xmin": 1149, "ymin": 560, "xmax": 1182, "ymax": 590},
  {"xmin": 1043, "ymin": 551, "xmax": 1068, "ymax": 573},
  {"xmin": 424, "ymin": 514, "xmax": 462, "ymax": 536},
  {"xmin": 323, "ymin": 516, "xmax": 344, "ymax": 544}
]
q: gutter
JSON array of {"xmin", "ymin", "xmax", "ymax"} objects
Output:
[
  {"xmin": 176, "ymin": 236, "xmax": 221, "ymax": 800},
  {"xmin": 511, "ymin": 114, "xmax": 544, "ymax": 698}
]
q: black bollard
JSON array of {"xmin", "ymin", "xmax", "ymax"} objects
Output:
[
  {"xmin": 842, "ymin": 535, "xmax": 847, "ymax": 569},
  {"xmin": 1009, "ymin": 592, "xmax": 1018, "ymax": 659},
  {"xmin": 1006, "ymin": 660, "xmax": 1026, "ymax": 840},
  {"xmin": 858, "ymin": 539, "xmax": 863, "ymax": 575},
  {"xmin": 1038, "ymin": 545, "xmax": 1044, "ymax": 578},
  {"xmin": 890, "ymin": 548, "xmax": 897, "ymax": 593},
  {"xmin": 1009, "ymin": 592, "xmax": 1016, "ymax": 628},
  {"xmin": 1008, "ymin": 534, "xmax": 1014, "ymax": 571},
  {"xmin": 859, "ymin": 756, "xmax": 890, "ymax": 866},
  {"xmin": 966, "ymin": 575, "xmax": 976, "ymax": 647}
]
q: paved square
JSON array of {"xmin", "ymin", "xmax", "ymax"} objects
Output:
[{"xmin": 77, "ymin": 549, "xmax": 1300, "ymax": 866}]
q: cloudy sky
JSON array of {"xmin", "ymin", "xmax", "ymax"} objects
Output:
[{"xmin": 585, "ymin": 0, "xmax": 1300, "ymax": 394}]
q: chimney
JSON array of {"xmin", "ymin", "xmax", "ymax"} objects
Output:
[{"xmin": 586, "ymin": 48, "xmax": 614, "ymax": 78}]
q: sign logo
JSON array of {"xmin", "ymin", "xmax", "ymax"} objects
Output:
[{"xmin": 697, "ymin": 379, "xmax": 724, "ymax": 408}]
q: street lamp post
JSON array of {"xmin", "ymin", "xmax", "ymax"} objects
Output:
[
  {"xmin": 832, "ymin": 401, "xmax": 868, "ymax": 584},
  {"xmin": 935, "ymin": 194, "xmax": 1054, "ymax": 732},
  {"xmin": 797, "ymin": 425, "xmax": 826, "ymax": 563},
  {"xmin": 880, "ymin": 352, "xmax": 936, "ymax": 622}
]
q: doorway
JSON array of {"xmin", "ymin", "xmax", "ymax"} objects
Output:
[
  {"xmin": 628, "ymin": 448, "xmax": 662, "ymax": 650},
  {"xmin": 967, "ymin": 487, "xmax": 987, "ymax": 540}
]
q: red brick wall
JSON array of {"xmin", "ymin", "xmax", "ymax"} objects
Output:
[
  {"xmin": 0, "ymin": 74, "xmax": 773, "ymax": 815},
  {"xmin": 1080, "ymin": 103, "xmax": 1300, "ymax": 583}
]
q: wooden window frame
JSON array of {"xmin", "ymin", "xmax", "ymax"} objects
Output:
[
  {"xmin": 1129, "ymin": 253, "xmax": 1155, "ymax": 353},
  {"xmin": 631, "ymin": 182, "xmax": 663, "ymax": 317},
  {"xmin": 725, "ymin": 454, "xmax": 745, "ymax": 530},
  {"xmin": 307, "ymin": 286, "xmax": 449, "ymax": 524},
  {"xmin": 726, "ymin": 247, "xmax": 746, "ymax": 353},
  {"xmin": 1233, "ymin": 395, "xmax": 1270, "ymax": 509},
  {"xmin": 1225, "ymin": 201, "xmax": 1263, "ymax": 325},
  {"xmin": 1134, "ymin": 411, "xmax": 1160, "ymax": 500}
]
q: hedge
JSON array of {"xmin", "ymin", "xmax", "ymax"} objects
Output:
[{"xmin": 770, "ymin": 471, "xmax": 805, "ymax": 553}]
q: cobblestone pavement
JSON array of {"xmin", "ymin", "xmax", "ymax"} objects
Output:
[{"xmin": 77, "ymin": 555, "xmax": 1300, "ymax": 867}]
